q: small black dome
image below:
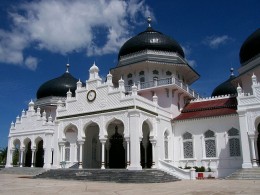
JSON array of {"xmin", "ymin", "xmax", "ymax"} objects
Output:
[
  {"xmin": 239, "ymin": 28, "xmax": 260, "ymax": 65},
  {"xmin": 211, "ymin": 75, "xmax": 237, "ymax": 97},
  {"xmin": 118, "ymin": 26, "xmax": 184, "ymax": 60},
  {"xmin": 37, "ymin": 72, "xmax": 78, "ymax": 99}
]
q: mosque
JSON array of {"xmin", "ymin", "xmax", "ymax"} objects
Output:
[{"xmin": 5, "ymin": 18, "xmax": 260, "ymax": 179}]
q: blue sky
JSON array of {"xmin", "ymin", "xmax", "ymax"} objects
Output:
[{"xmin": 0, "ymin": 0, "xmax": 259, "ymax": 148}]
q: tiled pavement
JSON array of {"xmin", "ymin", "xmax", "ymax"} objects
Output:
[{"xmin": 0, "ymin": 174, "xmax": 260, "ymax": 195}]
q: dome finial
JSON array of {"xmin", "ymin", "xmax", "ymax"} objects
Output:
[
  {"xmin": 66, "ymin": 63, "xmax": 70, "ymax": 73},
  {"xmin": 147, "ymin": 16, "xmax": 152, "ymax": 27},
  {"xmin": 230, "ymin": 67, "xmax": 234, "ymax": 76}
]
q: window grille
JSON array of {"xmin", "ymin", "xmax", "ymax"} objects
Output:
[
  {"xmin": 183, "ymin": 132, "xmax": 193, "ymax": 158},
  {"xmin": 228, "ymin": 128, "xmax": 241, "ymax": 157},
  {"xmin": 204, "ymin": 130, "xmax": 216, "ymax": 157}
]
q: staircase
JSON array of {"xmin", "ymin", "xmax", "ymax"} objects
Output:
[
  {"xmin": 0, "ymin": 167, "xmax": 47, "ymax": 176},
  {"xmin": 226, "ymin": 168, "xmax": 260, "ymax": 180},
  {"xmin": 35, "ymin": 169, "xmax": 180, "ymax": 183}
]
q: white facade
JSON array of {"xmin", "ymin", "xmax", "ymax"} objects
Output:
[{"xmin": 5, "ymin": 27, "xmax": 260, "ymax": 179}]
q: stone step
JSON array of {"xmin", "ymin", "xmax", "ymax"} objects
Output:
[
  {"xmin": 226, "ymin": 168, "xmax": 260, "ymax": 180},
  {"xmin": 0, "ymin": 167, "xmax": 47, "ymax": 176},
  {"xmin": 35, "ymin": 169, "xmax": 180, "ymax": 183}
]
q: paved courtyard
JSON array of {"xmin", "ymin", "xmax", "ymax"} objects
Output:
[{"xmin": 0, "ymin": 174, "xmax": 260, "ymax": 195}]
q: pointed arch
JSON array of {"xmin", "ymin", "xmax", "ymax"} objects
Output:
[
  {"xmin": 141, "ymin": 118, "xmax": 153, "ymax": 137},
  {"xmin": 105, "ymin": 117, "xmax": 124, "ymax": 130},
  {"xmin": 12, "ymin": 138, "xmax": 21, "ymax": 148}
]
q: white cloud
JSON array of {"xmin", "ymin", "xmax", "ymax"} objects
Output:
[
  {"xmin": 182, "ymin": 45, "xmax": 197, "ymax": 67},
  {"xmin": 0, "ymin": 0, "xmax": 151, "ymax": 70},
  {"xmin": 24, "ymin": 56, "xmax": 38, "ymax": 70},
  {"xmin": 203, "ymin": 35, "xmax": 230, "ymax": 49}
]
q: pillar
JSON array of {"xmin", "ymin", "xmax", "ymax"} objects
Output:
[
  {"xmin": 150, "ymin": 140, "xmax": 157, "ymax": 169},
  {"xmin": 31, "ymin": 149, "xmax": 35, "ymax": 167},
  {"xmin": 128, "ymin": 111, "xmax": 142, "ymax": 170},
  {"xmin": 59, "ymin": 142, "xmax": 65, "ymax": 168},
  {"xmin": 125, "ymin": 137, "xmax": 130, "ymax": 168},
  {"xmin": 20, "ymin": 148, "xmax": 24, "ymax": 167},
  {"xmin": 100, "ymin": 139, "xmax": 107, "ymax": 169},
  {"xmin": 238, "ymin": 112, "xmax": 252, "ymax": 168},
  {"xmin": 249, "ymin": 134, "xmax": 258, "ymax": 167},
  {"xmin": 78, "ymin": 140, "xmax": 84, "ymax": 169},
  {"xmin": 5, "ymin": 148, "xmax": 13, "ymax": 168}
]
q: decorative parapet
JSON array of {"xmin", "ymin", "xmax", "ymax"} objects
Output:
[
  {"xmin": 237, "ymin": 74, "xmax": 260, "ymax": 107},
  {"xmin": 9, "ymin": 100, "xmax": 54, "ymax": 133},
  {"xmin": 191, "ymin": 94, "xmax": 234, "ymax": 102},
  {"xmin": 125, "ymin": 76, "xmax": 200, "ymax": 99}
]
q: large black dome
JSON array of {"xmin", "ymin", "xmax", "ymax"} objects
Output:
[
  {"xmin": 37, "ymin": 72, "xmax": 78, "ymax": 99},
  {"xmin": 239, "ymin": 28, "xmax": 260, "ymax": 65},
  {"xmin": 211, "ymin": 75, "xmax": 237, "ymax": 97},
  {"xmin": 118, "ymin": 26, "xmax": 184, "ymax": 59}
]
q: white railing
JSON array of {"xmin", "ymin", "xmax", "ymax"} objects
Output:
[
  {"xmin": 158, "ymin": 160, "xmax": 193, "ymax": 180},
  {"xmin": 125, "ymin": 77, "xmax": 199, "ymax": 98}
]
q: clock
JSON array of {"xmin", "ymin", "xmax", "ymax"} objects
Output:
[{"xmin": 87, "ymin": 90, "xmax": 96, "ymax": 102}]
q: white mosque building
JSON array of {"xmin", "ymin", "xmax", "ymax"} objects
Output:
[{"xmin": 5, "ymin": 19, "xmax": 260, "ymax": 179}]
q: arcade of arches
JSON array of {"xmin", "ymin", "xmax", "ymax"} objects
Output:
[
  {"xmin": 62, "ymin": 120, "xmax": 155, "ymax": 169},
  {"xmin": 12, "ymin": 138, "xmax": 44, "ymax": 167}
]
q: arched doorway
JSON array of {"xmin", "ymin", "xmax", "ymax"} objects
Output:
[
  {"xmin": 24, "ymin": 140, "xmax": 32, "ymax": 167},
  {"xmin": 84, "ymin": 122, "xmax": 101, "ymax": 168},
  {"xmin": 107, "ymin": 120, "xmax": 125, "ymax": 168},
  {"xmin": 257, "ymin": 123, "xmax": 260, "ymax": 163},
  {"xmin": 64, "ymin": 126, "xmax": 78, "ymax": 167},
  {"xmin": 35, "ymin": 140, "xmax": 44, "ymax": 167},
  {"xmin": 141, "ymin": 121, "xmax": 152, "ymax": 168},
  {"xmin": 109, "ymin": 126, "xmax": 125, "ymax": 168},
  {"xmin": 13, "ymin": 139, "xmax": 20, "ymax": 166}
]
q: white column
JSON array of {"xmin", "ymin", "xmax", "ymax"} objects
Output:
[
  {"xmin": 125, "ymin": 137, "xmax": 130, "ymax": 168},
  {"xmin": 59, "ymin": 142, "xmax": 65, "ymax": 168},
  {"xmin": 78, "ymin": 140, "xmax": 84, "ymax": 169},
  {"xmin": 201, "ymin": 136, "xmax": 205, "ymax": 158},
  {"xmin": 249, "ymin": 134, "xmax": 258, "ymax": 167},
  {"xmin": 100, "ymin": 139, "xmax": 107, "ymax": 169},
  {"xmin": 20, "ymin": 148, "xmax": 24, "ymax": 167},
  {"xmin": 128, "ymin": 111, "xmax": 142, "ymax": 170},
  {"xmin": 31, "ymin": 149, "xmax": 35, "ymax": 167},
  {"xmin": 150, "ymin": 140, "xmax": 157, "ymax": 169},
  {"xmin": 5, "ymin": 148, "xmax": 13, "ymax": 168},
  {"xmin": 238, "ymin": 112, "xmax": 252, "ymax": 168}
]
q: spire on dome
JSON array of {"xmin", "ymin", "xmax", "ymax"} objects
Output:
[
  {"xmin": 230, "ymin": 68, "xmax": 234, "ymax": 76},
  {"xmin": 66, "ymin": 63, "xmax": 70, "ymax": 73},
  {"xmin": 147, "ymin": 16, "xmax": 152, "ymax": 27}
]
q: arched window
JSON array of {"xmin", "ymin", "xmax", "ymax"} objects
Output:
[
  {"xmin": 166, "ymin": 71, "xmax": 172, "ymax": 76},
  {"xmin": 183, "ymin": 132, "xmax": 193, "ymax": 158},
  {"xmin": 65, "ymin": 141, "xmax": 70, "ymax": 162},
  {"xmin": 140, "ymin": 77, "xmax": 145, "ymax": 83},
  {"xmin": 164, "ymin": 131, "xmax": 169, "ymax": 159},
  {"xmin": 128, "ymin": 80, "xmax": 133, "ymax": 85},
  {"xmin": 228, "ymin": 128, "xmax": 241, "ymax": 157},
  {"xmin": 204, "ymin": 130, "xmax": 216, "ymax": 157},
  {"xmin": 139, "ymin": 71, "xmax": 144, "ymax": 76},
  {"xmin": 153, "ymin": 70, "xmax": 159, "ymax": 75},
  {"xmin": 127, "ymin": 73, "xmax": 132, "ymax": 78}
]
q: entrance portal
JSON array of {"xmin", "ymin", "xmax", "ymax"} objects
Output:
[
  {"xmin": 109, "ymin": 126, "xmax": 125, "ymax": 168},
  {"xmin": 141, "ymin": 121, "xmax": 153, "ymax": 168},
  {"xmin": 24, "ymin": 141, "xmax": 32, "ymax": 167},
  {"xmin": 35, "ymin": 140, "xmax": 44, "ymax": 167}
]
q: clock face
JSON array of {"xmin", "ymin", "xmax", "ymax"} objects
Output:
[{"xmin": 87, "ymin": 90, "xmax": 96, "ymax": 102}]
